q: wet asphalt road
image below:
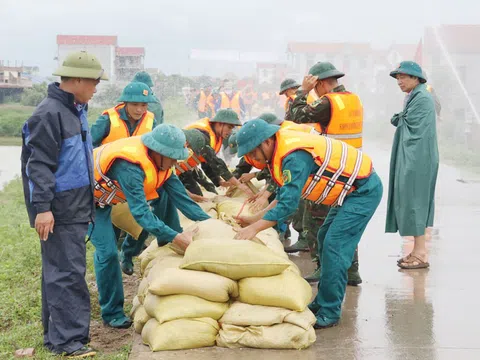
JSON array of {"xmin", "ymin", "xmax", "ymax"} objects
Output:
[{"xmin": 130, "ymin": 141, "xmax": 480, "ymax": 360}]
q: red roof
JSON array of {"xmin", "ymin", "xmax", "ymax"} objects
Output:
[
  {"xmin": 116, "ymin": 47, "xmax": 145, "ymax": 56},
  {"xmin": 287, "ymin": 42, "xmax": 372, "ymax": 54},
  {"xmin": 423, "ymin": 25, "xmax": 480, "ymax": 53},
  {"xmin": 57, "ymin": 35, "xmax": 117, "ymax": 46}
]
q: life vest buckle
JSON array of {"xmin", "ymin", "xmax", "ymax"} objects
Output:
[
  {"xmin": 343, "ymin": 183, "xmax": 352, "ymax": 191},
  {"xmin": 327, "ymin": 180, "xmax": 336, "ymax": 188}
]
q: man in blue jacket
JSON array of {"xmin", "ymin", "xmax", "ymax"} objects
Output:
[{"xmin": 21, "ymin": 51, "xmax": 108, "ymax": 358}]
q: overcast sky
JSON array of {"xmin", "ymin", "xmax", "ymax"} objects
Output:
[{"xmin": 1, "ymin": 0, "xmax": 478, "ymax": 76}]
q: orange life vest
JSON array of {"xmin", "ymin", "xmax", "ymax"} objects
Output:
[
  {"xmin": 244, "ymin": 154, "xmax": 266, "ymax": 170},
  {"xmin": 100, "ymin": 104, "xmax": 154, "ymax": 145},
  {"xmin": 280, "ymin": 120, "xmax": 320, "ymax": 134},
  {"xmin": 220, "ymin": 92, "xmax": 241, "ymax": 115},
  {"xmin": 197, "ymin": 91, "xmax": 215, "ymax": 113},
  {"xmin": 184, "ymin": 118, "xmax": 222, "ymax": 154},
  {"xmin": 93, "ymin": 136, "xmax": 173, "ymax": 206},
  {"xmin": 269, "ymin": 130, "xmax": 372, "ymax": 207},
  {"xmin": 175, "ymin": 148, "xmax": 206, "ymax": 175},
  {"xmin": 311, "ymin": 92, "xmax": 363, "ymax": 149}
]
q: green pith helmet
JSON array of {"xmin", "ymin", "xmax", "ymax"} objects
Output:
[
  {"xmin": 53, "ymin": 51, "xmax": 108, "ymax": 80},
  {"xmin": 141, "ymin": 124, "xmax": 188, "ymax": 160},
  {"xmin": 117, "ymin": 82, "xmax": 159, "ymax": 103},
  {"xmin": 236, "ymin": 119, "xmax": 280, "ymax": 157},
  {"xmin": 308, "ymin": 62, "xmax": 344, "ymax": 80},
  {"xmin": 279, "ymin": 78, "xmax": 300, "ymax": 95},
  {"xmin": 258, "ymin": 112, "xmax": 283, "ymax": 125},
  {"xmin": 182, "ymin": 129, "xmax": 206, "ymax": 151},
  {"xmin": 390, "ymin": 61, "xmax": 427, "ymax": 83},
  {"xmin": 133, "ymin": 71, "xmax": 154, "ymax": 88},
  {"xmin": 227, "ymin": 128, "xmax": 239, "ymax": 154},
  {"xmin": 210, "ymin": 108, "xmax": 242, "ymax": 125}
]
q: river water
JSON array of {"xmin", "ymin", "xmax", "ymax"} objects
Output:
[{"xmin": 0, "ymin": 146, "xmax": 22, "ymax": 191}]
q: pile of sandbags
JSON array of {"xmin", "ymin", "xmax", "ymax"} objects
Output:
[
  {"xmin": 131, "ymin": 180, "xmax": 317, "ymax": 351},
  {"xmin": 180, "ymin": 238, "xmax": 316, "ymax": 350}
]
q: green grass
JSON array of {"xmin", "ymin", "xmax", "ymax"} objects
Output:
[
  {"xmin": 0, "ymin": 137, "xmax": 22, "ymax": 146},
  {"xmin": 0, "ymin": 180, "xmax": 131, "ymax": 359},
  {"xmin": 0, "ymin": 99, "xmax": 195, "ymax": 146}
]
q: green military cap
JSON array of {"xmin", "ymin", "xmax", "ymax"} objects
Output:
[
  {"xmin": 308, "ymin": 62, "xmax": 344, "ymax": 80},
  {"xmin": 390, "ymin": 61, "xmax": 427, "ymax": 83},
  {"xmin": 133, "ymin": 71, "xmax": 154, "ymax": 88},
  {"xmin": 236, "ymin": 119, "xmax": 280, "ymax": 157},
  {"xmin": 258, "ymin": 112, "xmax": 283, "ymax": 125},
  {"xmin": 279, "ymin": 78, "xmax": 300, "ymax": 95},
  {"xmin": 210, "ymin": 108, "xmax": 242, "ymax": 126},
  {"xmin": 117, "ymin": 82, "xmax": 159, "ymax": 103},
  {"xmin": 142, "ymin": 124, "xmax": 189, "ymax": 160},
  {"xmin": 53, "ymin": 51, "xmax": 108, "ymax": 80}
]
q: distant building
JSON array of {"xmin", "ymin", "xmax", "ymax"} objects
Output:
[
  {"xmin": 0, "ymin": 62, "xmax": 32, "ymax": 103},
  {"xmin": 56, "ymin": 35, "xmax": 145, "ymax": 83},
  {"xmin": 115, "ymin": 47, "xmax": 145, "ymax": 81}
]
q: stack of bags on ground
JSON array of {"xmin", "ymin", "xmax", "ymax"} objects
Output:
[{"xmin": 130, "ymin": 182, "xmax": 316, "ymax": 351}]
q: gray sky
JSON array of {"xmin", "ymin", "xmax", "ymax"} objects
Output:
[{"xmin": 1, "ymin": 0, "xmax": 478, "ymax": 76}]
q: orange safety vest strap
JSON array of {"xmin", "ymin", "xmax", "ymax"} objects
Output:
[
  {"xmin": 185, "ymin": 118, "xmax": 222, "ymax": 153},
  {"xmin": 94, "ymin": 137, "xmax": 172, "ymax": 206}
]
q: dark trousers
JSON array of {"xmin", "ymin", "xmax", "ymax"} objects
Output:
[{"xmin": 41, "ymin": 223, "xmax": 90, "ymax": 354}]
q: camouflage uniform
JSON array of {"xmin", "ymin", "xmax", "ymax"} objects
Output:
[
  {"xmin": 180, "ymin": 129, "xmax": 233, "ymax": 195},
  {"xmin": 290, "ymin": 84, "xmax": 361, "ymax": 285}
]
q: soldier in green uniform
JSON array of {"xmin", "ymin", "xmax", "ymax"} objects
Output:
[
  {"xmin": 290, "ymin": 62, "xmax": 362, "ymax": 285},
  {"xmin": 179, "ymin": 109, "xmax": 254, "ymax": 199},
  {"xmin": 132, "ymin": 71, "xmax": 164, "ymax": 124},
  {"xmin": 279, "ymin": 78, "xmax": 301, "ymax": 120}
]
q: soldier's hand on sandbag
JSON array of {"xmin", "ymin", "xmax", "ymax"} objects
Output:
[
  {"xmin": 249, "ymin": 196, "xmax": 269, "ymax": 214},
  {"xmin": 187, "ymin": 190, "xmax": 208, "ymax": 203},
  {"xmin": 172, "ymin": 226, "xmax": 199, "ymax": 252},
  {"xmin": 234, "ymin": 224, "xmax": 259, "ymax": 240},
  {"xmin": 35, "ymin": 211, "xmax": 55, "ymax": 241},
  {"xmin": 239, "ymin": 173, "xmax": 256, "ymax": 183}
]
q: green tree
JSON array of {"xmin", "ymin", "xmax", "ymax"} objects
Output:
[{"xmin": 20, "ymin": 83, "xmax": 47, "ymax": 106}]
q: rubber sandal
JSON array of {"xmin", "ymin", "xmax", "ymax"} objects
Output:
[{"xmin": 397, "ymin": 255, "xmax": 429, "ymax": 269}]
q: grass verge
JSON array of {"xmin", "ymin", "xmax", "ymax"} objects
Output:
[{"xmin": 0, "ymin": 179, "xmax": 132, "ymax": 359}]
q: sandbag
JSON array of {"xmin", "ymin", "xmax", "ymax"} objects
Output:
[
  {"xmin": 139, "ymin": 242, "xmax": 179, "ymax": 275},
  {"xmin": 137, "ymin": 277, "xmax": 150, "ymax": 304},
  {"xmin": 181, "ymin": 239, "xmax": 291, "ymax": 280},
  {"xmin": 238, "ymin": 271, "xmax": 312, "ymax": 311},
  {"xmin": 142, "ymin": 318, "xmax": 218, "ymax": 351},
  {"xmin": 130, "ymin": 295, "xmax": 141, "ymax": 317},
  {"xmin": 216, "ymin": 323, "xmax": 316, "ymax": 350},
  {"xmin": 219, "ymin": 302, "xmax": 316, "ymax": 330},
  {"xmin": 111, "ymin": 202, "xmax": 143, "ymax": 239},
  {"xmin": 254, "ymin": 228, "xmax": 287, "ymax": 258},
  {"xmin": 192, "ymin": 219, "xmax": 237, "ymax": 241},
  {"xmin": 144, "ymin": 251, "xmax": 183, "ymax": 279},
  {"xmin": 148, "ymin": 267, "xmax": 239, "ymax": 302},
  {"xmin": 217, "ymin": 199, "xmax": 254, "ymax": 218},
  {"xmin": 133, "ymin": 305, "xmax": 150, "ymax": 334},
  {"xmin": 143, "ymin": 293, "xmax": 228, "ymax": 324}
]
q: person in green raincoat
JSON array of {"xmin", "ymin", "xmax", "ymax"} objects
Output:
[
  {"xmin": 133, "ymin": 71, "xmax": 164, "ymax": 123},
  {"xmin": 90, "ymin": 124, "xmax": 211, "ymax": 328},
  {"xmin": 233, "ymin": 119, "xmax": 382, "ymax": 328},
  {"xmin": 387, "ymin": 61, "xmax": 439, "ymax": 270}
]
